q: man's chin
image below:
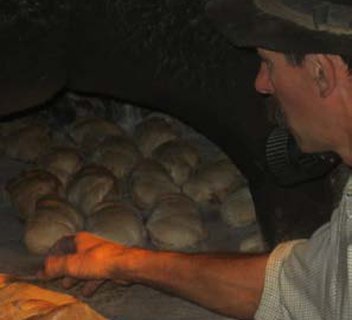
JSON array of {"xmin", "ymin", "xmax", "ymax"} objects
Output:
[
  {"xmin": 292, "ymin": 133, "xmax": 318, "ymax": 154},
  {"xmin": 296, "ymin": 138, "xmax": 330, "ymax": 154}
]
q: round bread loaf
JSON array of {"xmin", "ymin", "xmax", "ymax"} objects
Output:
[
  {"xmin": 87, "ymin": 200, "xmax": 146, "ymax": 246},
  {"xmin": 146, "ymin": 193, "xmax": 205, "ymax": 250},
  {"xmin": 134, "ymin": 117, "xmax": 179, "ymax": 157},
  {"xmin": 129, "ymin": 159, "xmax": 180, "ymax": 211},
  {"xmin": 24, "ymin": 195, "xmax": 83, "ymax": 255},
  {"xmin": 182, "ymin": 159, "xmax": 245, "ymax": 207},
  {"xmin": 220, "ymin": 187, "xmax": 257, "ymax": 228},
  {"xmin": 67, "ymin": 165, "xmax": 121, "ymax": 216},
  {"xmin": 38, "ymin": 147, "xmax": 84, "ymax": 188},
  {"xmin": 3, "ymin": 123, "xmax": 51, "ymax": 162},
  {"xmin": 152, "ymin": 139, "xmax": 201, "ymax": 186},
  {"xmin": 0, "ymin": 116, "xmax": 32, "ymax": 137},
  {"xmin": 6, "ymin": 169, "xmax": 63, "ymax": 219},
  {"xmin": 69, "ymin": 117, "xmax": 125, "ymax": 152},
  {"xmin": 91, "ymin": 136, "xmax": 141, "ymax": 179},
  {"xmin": 239, "ymin": 232, "xmax": 267, "ymax": 253}
]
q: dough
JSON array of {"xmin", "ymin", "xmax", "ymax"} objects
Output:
[
  {"xmin": 134, "ymin": 117, "xmax": 179, "ymax": 157},
  {"xmin": 38, "ymin": 147, "xmax": 84, "ymax": 188},
  {"xmin": 91, "ymin": 136, "xmax": 141, "ymax": 179},
  {"xmin": 146, "ymin": 193, "xmax": 206, "ymax": 250},
  {"xmin": 67, "ymin": 165, "xmax": 121, "ymax": 216},
  {"xmin": 69, "ymin": 117, "xmax": 125, "ymax": 153},
  {"xmin": 87, "ymin": 200, "xmax": 146, "ymax": 246},
  {"xmin": 6, "ymin": 170, "xmax": 63, "ymax": 219},
  {"xmin": 3, "ymin": 123, "xmax": 51, "ymax": 162},
  {"xmin": 24, "ymin": 195, "xmax": 83, "ymax": 255},
  {"xmin": 220, "ymin": 187, "xmax": 257, "ymax": 228},
  {"xmin": 0, "ymin": 116, "xmax": 32, "ymax": 137},
  {"xmin": 239, "ymin": 232, "xmax": 267, "ymax": 253},
  {"xmin": 182, "ymin": 159, "xmax": 245, "ymax": 208},
  {"xmin": 129, "ymin": 160, "xmax": 180, "ymax": 211},
  {"xmin": 152, "ymin": 139, "xmax": 201, "ymax": 186},
  {"xmin": 0, "ymin": 275, "xmax": 106, "ymax": 319}
]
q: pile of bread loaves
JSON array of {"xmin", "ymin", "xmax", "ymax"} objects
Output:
[{"xmin": 2, "ymin": 106, "xmax": 257, "ymax": 254}]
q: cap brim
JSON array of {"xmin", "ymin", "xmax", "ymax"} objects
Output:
[{"xmin": 205, "ymin": 0, "xmax": 352, "ymax": 55}]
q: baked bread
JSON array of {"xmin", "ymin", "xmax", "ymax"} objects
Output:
[
  {"xmin": 69, "ymin": 117, "xmax": 125, "ymax": 152},
  {"xmin": 129, "ymin": 159, "xmax": 180, "ymax": 211},
  {"xmin": 0, "ymin": 116, "xmax": 33, "ymax": 137},
  {"xmin": 6, "ymin": 170, "xmax": 63, "ymax": 219},
  {"xmin": 239, "ymin": 232, "xmax": 267, "ymax": 253},
  {"xmin": 2, "ymin": 123, "xmax": 51, "ymax": 162},
  {"xmin": 24, "ymin": 195, "xmax": 83, "ymax": 255},
  {"xmin": 67, "ymin": 165, "xmax": 121, "ymax": 216},
  {"xmin": 134, "ymin": 117, "xmax": 179, "ymax": 157},
  {"xmin": 182, "ymin": 159, "xmax": 245, "ymax": 207},
  {"xmin": 87, "ymin": 200, "xmax": 146, "ymax": 246},
  {"xmin": 152, "ymin": 139, "xmax": 201, "ymax": 186},
  {"xmin": 91, "ymin": 136, "xmax": 141, "ymax": 179},
  {"xmin": 0, "ymin": 274, "xmax": 106, "ymax": 319},
  {"xmin": 220, "ymin": 187, "xmax": 257, "ymax": 228},
  {"xmin": 146, "ymin": 193, "xmax": 206, "ymax": 250},
  {"xmin": 38, "ymin": 147, "xmax": 84, "ymax": 188}
]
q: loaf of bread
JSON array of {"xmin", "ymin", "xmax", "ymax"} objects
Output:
[
  {"xmin": 24, "ymin": 195, "xmax": 83, "ymax": 255},
  {"xmin": 129, "ymin": 160, "xmax": 180, "ymax": 211},
  {"xmin": 91, "ymin": 136, "xmax": 141, "ymax": 179},
  {"xmin": 6, "ymin": 169, "xmax": 63, "ymax": 219},
  {"xmin": 152, "ymin": 139, "xmax": 201, "ymax": 186},
  {"xmin": 67, "ymin": 165, "xmax": 121, "ymax": 216},
  {"xmin": 182, "ymin": 159, "xmax": 244, "ymax": 207},
  {"xmin": 220, "ymin": 187, "xmax": 256, "ymax": 228},
  {"xmin": 0, "ymin": 116, "xmax": 32, "ymax": 137},
  {"xmin": 134, "ymin": 117, "xmax": 179, "ymax": 157},
  {"xmin": 146, "ymin": 193, "xmax": 206, "ymax": 250},
  {"xmin": 69, "ymin": 117, "xmax": 125, "ymax": 152},
  {"xmin": 38, "ymin": 147, "xmax": 84, "ymax": 188},
  {"xmin": 87, "ymin": 200, "xmax": 146, "ymax": 246},
  {"xmin": 239, "ymin": 232, "xmax": 267, "ymax": 253},
  {"xmin": 0, "ymin": 274, "xmax": 106, "ymax": 319},
  {"xmin": 2, "ymin": 123, "xmax": 51, "ymax": 162}
]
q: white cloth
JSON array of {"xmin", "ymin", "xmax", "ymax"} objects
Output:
[{"xmin": 255, "ymin": 176, "xmax": 352, "ymax": 320}]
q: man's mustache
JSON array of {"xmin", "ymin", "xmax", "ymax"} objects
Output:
[{"xmin": 265, "ymin": 96, "xmax": 288, "ymax": 129}]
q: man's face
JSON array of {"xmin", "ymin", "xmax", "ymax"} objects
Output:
[{"xmin": 255, "ymin": 48, "xmax": 332, "ymax": 153}]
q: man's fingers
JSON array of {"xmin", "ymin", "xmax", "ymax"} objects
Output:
[
  {"xmin": 46, "ymin": 232, "xmax": 103, "ymax": 258},
  {"xmin": 81, "ymin": 280, "xmax": 106, "ymax": 297},
  {"xmin": 47, "ymin": 235, "xmax": 77, "ymax": 256},
  {"xmin": 74, "ymin": 232, "xmax": 112, "ymax": 252},
  {"xmin": 43, "ymin": 254, "xmax": 81, "ymax": 279}
]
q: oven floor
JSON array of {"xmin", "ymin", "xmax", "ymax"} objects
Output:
[{"xmin": 0, "ymin": 156, "xmax": 264, "ymax": 320}]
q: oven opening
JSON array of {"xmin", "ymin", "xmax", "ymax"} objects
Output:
[{"xmin": 0, "ymin": 0, "xmax": 346, "ymax": 318}]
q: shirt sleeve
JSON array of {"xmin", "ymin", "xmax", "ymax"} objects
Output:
[{"xmin": 254, "ymin": 239, "xmax": 306, "ymax": 320}]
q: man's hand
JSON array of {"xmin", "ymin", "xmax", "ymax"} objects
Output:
[
  {"xmin": 39, "ymin": 232, "xmax": 136, "ymax": 296},
  {"xmin": 39, "ymin": 231, "xmax": 268, "ymax": 318}
]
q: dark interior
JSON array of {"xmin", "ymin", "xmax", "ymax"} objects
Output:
[{"xmin": 0, "ymin": 0, "xmax": 340, "ymax": 247}]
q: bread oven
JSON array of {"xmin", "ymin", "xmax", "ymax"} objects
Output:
[{"xmin": 0, "ymin": 1, "xmax": 347, "ymax": 319}]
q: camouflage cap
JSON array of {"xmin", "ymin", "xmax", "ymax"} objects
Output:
[{"xmin": 205, "ymin": 0, "xmax": 352, "ymax": 55}]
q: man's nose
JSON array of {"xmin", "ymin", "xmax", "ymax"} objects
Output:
[{"xmin": 255, "ymin": 63, "xmax": 274, "ymax": 94}]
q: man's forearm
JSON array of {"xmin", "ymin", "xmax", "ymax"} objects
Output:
[{"xmin": 113, "ymin": 249, "xmax": 269, "ymax": 319}]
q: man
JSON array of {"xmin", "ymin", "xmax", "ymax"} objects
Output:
[{"xmin": 40, "ymin": 0, "xmax": 352, "ymax": 319}]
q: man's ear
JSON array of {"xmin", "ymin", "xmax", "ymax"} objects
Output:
[{"xmin": 307, "ymin": 54, "xmax": 336, "ymax": 98}]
